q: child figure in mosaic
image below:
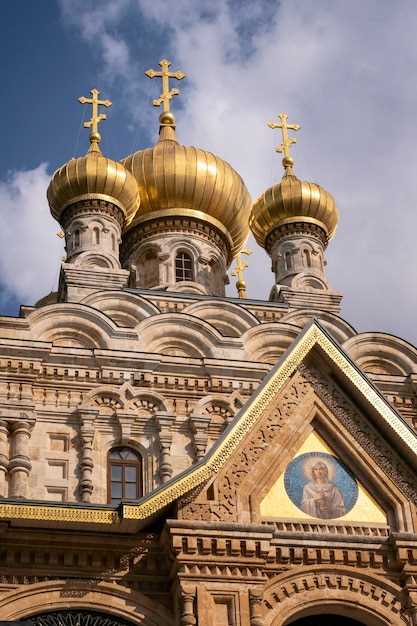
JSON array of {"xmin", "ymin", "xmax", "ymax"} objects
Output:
[{"xmin": 301, "ymin": 460, "xmax": 345, "ymax": 519}]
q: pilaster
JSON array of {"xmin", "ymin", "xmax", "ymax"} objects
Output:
[{"xmin": 8, "ymin": 420, "xmax": 33, "ymax": 498}]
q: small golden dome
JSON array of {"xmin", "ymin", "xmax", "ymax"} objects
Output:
[
  {"xmin": 47, "ymin": 149, "xmax": 140, "ymax": 226},
  {"xmin": 250, "ymin": 172, "xmax": 339, "ymax": 249},
  {"xmin": 122, "ymin": 132, "xmax": 252, "ymax": 258}
]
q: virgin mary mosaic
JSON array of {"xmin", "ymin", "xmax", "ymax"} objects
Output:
[{"xmin": 284, "ymin": 452, "xmax": 358, "ymax": 519}]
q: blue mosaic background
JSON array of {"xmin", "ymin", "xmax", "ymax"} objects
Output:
[{"xmin": 284, "ymin": 451, "xmax": 358, "ymax": 518}]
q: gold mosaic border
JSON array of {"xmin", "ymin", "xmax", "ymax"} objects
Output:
[
  {"xmin": 0, "ymin": 503, "xmax": 118, "ymax": 524},
  {"xmin": 1, "ymin": 322, "xmax": 416, "ymax": 525}
]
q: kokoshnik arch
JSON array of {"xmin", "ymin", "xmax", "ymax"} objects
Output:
[{"xmin": 0, "ymin": 58, "xmax": 416, "ymax": 626}]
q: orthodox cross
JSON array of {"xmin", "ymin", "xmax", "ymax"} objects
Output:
[
  {"xmin": 232, "ymin": 248, "xmax": 252, "ymax": 299},
  {"xmin": 145, "ymin": 58, "xmax": 186, "ymax": 113},
  {"xmin": 78, "ymin": 88, "xmax": 112, "ymax": 151},
  {"xmin": 268, "ymin": 112, "xmax": 300, "ymax": 171}
]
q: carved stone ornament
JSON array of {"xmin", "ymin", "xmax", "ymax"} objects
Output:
[
  {"xmin": 29, "ymin": 611, "xmax": 135, "ymax": 626},
  {"xmin": 179, "ymin": 360, "xmax": 417, "ymax": 522}
]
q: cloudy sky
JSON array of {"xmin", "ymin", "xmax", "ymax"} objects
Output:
[{"xmin": 1, "ymin": 0, "xmax": 417, "ymax": 344}]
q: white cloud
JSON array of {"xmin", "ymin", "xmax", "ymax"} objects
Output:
[
  {"xmin": 0, "ymin": 165, "xmax": 64, "ymax": 306},
  {"xmin": 59, "ymin": 0, "xmax": 417, "ymax": 344}
]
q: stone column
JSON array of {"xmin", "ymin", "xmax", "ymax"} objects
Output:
[
  {"xmin": 180, "ymin": 587, "xmax": 196, "ymax": 626},
  {"xmin": 9, "ymin": 421, "xmax": 32, "ymax": 498},
  {"xmin": 190, "ymin": 415, "xmax": 210, "ymax": 462},
  {"xmin": 157, "ymin": 415, "xmax": 174, "ymax": 483},
  {"xmin": 249, "ymin": 589, "xmax": 265, "ymax": 626},
  {"xmin": 79, "ymin": 410, "xmax": 97, "ymax": 503},
  {"xmin": 0, "ymin": 420, "xmax": 9, "ymax": 497}
]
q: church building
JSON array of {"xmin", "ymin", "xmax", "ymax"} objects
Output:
[{"xmin": 0, "ymin": 59, "xmax": 417, "ymax": 626}]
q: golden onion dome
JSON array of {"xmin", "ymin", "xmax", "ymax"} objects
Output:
[
  {"xmin": 47, "ymin": 148, "xmax": 140, "ymax": 227},
  {"xmin": 250, "ymin": 168, "xmax": 339, "ymax": 249},
  {"xmin": 121, "ymin": 120, "xmax": 252, "ymax": 258},
  {"xmin": 250, "ymin": 112, "xmax": 339, "ymax": 249}
]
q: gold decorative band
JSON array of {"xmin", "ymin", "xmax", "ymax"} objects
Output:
[{"xmin": 57, "ymin": 193, "xmax": 128, "ymax": 219}]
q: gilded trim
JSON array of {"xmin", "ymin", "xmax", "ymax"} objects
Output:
[
  {"xmin": 0, "ymin": 503, "xmax": 118, "ymax": 524},
  {"xmin": 123, "ymin": 323, "xmax": 417, "ymax": 519}
]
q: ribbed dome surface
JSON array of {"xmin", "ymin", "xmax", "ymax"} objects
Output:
[
  {"xmin": 122, "ymin": 138, "xmax": 252, "ymax": 256},
  {"xmin": 48, "ymin": 150, "xmax": 140, "ymax": 226},
  {"xmin": 250, "ymin": 173, "xmax": 339, "ymax": 248}
]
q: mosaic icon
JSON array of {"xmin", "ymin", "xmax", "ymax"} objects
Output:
[{"xmin": 284, "ymin": 452, "xmax": 358, "ymax": 519}]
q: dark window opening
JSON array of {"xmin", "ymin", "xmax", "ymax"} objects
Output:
[
  {"xmin": 108, "ymin": 447, "xmax": 142, "ymax": 505},
  {"xmin": 175, "ymin": 252, "xmax": 194, "ymax": 282}
]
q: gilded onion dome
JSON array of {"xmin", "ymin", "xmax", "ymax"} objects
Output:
[
  {"xmin": 121, "ymin": 57, "xmax": 251, "ymax": 259},
  {"xmin": 47, "ymin": 89, "xmax": 139, "ymax": 227},
  {"xmin": 250, "ymin": 113, "xmax": 339, "ymax": 249},
  {"xmin": 122, "ymin": 120, "xmax": 251, "ymax": 257},
  {"xmin": 48, "ymin": 151, "xmax": 140, "ymax": 226}
]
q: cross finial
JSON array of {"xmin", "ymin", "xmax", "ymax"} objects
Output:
[
  {"xmin": 145, "ymin": 58, "xmax": 186, "ymax": 126},
  {"xmin": 231, "ymin": 248, "xmax": 252, "ymax": 299},
  {"xmin": 267, "ymin": 112, "xmax": 300, "ymax": 174},
  {"xmin": 78, "ymin": 88, "xmax": 112, "ymax": 152}
]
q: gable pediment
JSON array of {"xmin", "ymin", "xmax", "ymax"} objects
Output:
[{"xmin": 171, "ymin": 322, "xmax": 417, "ymax": 531}]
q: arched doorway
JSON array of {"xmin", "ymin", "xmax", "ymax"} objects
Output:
[{"xmin": 287, "ymin": 616, "xmax": 365, "ymax": 626}]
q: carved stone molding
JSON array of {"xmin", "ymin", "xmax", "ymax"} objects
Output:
[
  {"xmin": 179, "ymin": 373, "xmax": 312, "ymax": 521},
  {"xmin": 299, "ymin": 363, "xmax": 417, "ymax": 505},
  {"xmin": 263, "ymin": 566, "xmax": 404, "ymax": 626}
]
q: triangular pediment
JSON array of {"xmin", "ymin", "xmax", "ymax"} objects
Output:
[{"xmin": 120, "ymin": 320, "xmax": 417, "ymax": 526}]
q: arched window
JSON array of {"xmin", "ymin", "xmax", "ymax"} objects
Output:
[
  {"xmin": 285, "ymin": 251, "xmax": 292, "ymax": 270},
  {"xmin": 303, "ymin": 249, "xmax": 311, "ymax": 267},
  {"xmin": 108, "ymin": 447, "xmax": 142, "ymax": 504},
  {"xmin": 74, "ymin": 229, "xmax": 80, "ymax": 248},
  {"xmin": 111, "ymin": 233, "xmax": 116, "ymax": 251},
  {"xmin": 93, "ymin": 227, "xmax": 100, "ymax": 245},
  {"xmin": 175, "ymin": 251, "xmax": 193, "ymax": 282}
]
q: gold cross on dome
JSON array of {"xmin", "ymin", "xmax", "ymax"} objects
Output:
[
  {"xmin": 231, "ymin": 247, "xmax": 252, "ymax": 299},
  {"xmin": 78, "ymin": 88, "xmax": 112, "ymax": 151},
  {"xmin": 268, "ymin": 112, "xmax": 300, "ymax": 171},
  {"xmin": 145, "ymin": 58, "xmax": 186, "ymax": 113}
]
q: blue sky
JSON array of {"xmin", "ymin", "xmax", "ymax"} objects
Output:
[{"xmin": 1, "ymin": 0, "xmax": 417, "ymax": 345}]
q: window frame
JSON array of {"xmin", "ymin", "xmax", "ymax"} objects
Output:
[
  {"xmin": 175, "ymin": 251, "xmax": 194, "ymax": 282},
  {"xmin": 107, "ymin": 447, "xmax": 143, "ymax": 505}
]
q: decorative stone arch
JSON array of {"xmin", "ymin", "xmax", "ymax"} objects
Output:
[
  {"xmin": 244, "ymin": 322, "xmax": 300, "ymax": 364},
  {"xmin": 82, "ymin": 290, "xmax": 160, "ymax": 328},
  {"xmin": 183, "ymin": 299, "xmax": 259, "ymax": 338},
  {"xmin": 0, "ymin": 580, "xmax": 174, "ymax": 625},
  {"xmin": 27, "ymin": 303, "xmax": 137, "ymax": 349},
  {"xmin": 81, "ymin": 385, "xmax": 126, "ymax": 416},
  {"xmin": 343, "ymin": 332, "xmax": 417, "ymax": 376},
  {"xmin": 263, "ymin": 566, "xmax": 405, "ymax": 626},
  {"xmin": 73, "ymin": 250, "xmax": 120, "ymax": 270},
  {"xmin": 125, "ymin": 389, "xmax": 171, "ymax": 416},
  {"xmin": 292, "ymin": 271, "xmax": 328, "ymax": 291},
  {"xmin": 138, "ymin": 313, "xmax": 240, "ymax": 358},
  {"xmin": 280, "ymin": 308, "xmax": 357, "ymax": 344}
]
